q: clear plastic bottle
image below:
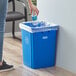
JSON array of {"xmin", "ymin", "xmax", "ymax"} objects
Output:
[{"xmin": 32, "ymin": 11, "xmax": 37, "ymax": 21}]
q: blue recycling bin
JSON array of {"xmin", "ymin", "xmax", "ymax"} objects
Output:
[{"xmin": 19, "ymin": 21, "xmax": 59, "ymax": 69}]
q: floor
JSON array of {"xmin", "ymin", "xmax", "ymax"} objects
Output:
[{"xmin": 0, "ymin": 37, "xmax": 76, "ymax": 76}]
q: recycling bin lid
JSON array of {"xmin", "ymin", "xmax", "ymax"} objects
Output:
[{"xmin": 19, "ymin": 21, "xmax": 59, "ymax": 33}]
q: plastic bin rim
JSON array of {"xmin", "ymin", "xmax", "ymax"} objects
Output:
[{"xmin": 19, "ymin": 21, "xmax": 59, "ymax": 33}]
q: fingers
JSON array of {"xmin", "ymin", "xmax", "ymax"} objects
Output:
[
  {"xmin": 33, "ymin": 7, "xmax": 39, "ymax": 16},
  {"xmin": 36, "ymin": 8, "xmax": 39, "ymax": 16},
  {"xmin": 30, "ymin": 8, "xmax": 32, "ymax": 14},
  {"xmin": 32, "ymin": 9, "xmax": 39, "ymax": 16},
  {"xmin": 30, "ymin": 4, "xmax": 39, "ymax": 16}
]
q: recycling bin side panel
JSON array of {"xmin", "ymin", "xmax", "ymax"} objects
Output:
[
  {"xmin": 21, "ymin": 29, "xmax": 32, "ymax": 68},
  {"xmin": 31, "ymin": 29, "xmax": 58, "ymax": 69}
]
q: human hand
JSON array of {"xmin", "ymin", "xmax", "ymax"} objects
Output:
[{"xmin": 29, "ymin": 4, "xmax": 39, "ymax": 16}]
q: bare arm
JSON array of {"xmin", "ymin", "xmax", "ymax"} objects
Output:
[{"xmin": 28, "ymin": 0, "xmax": 32, "ymax": 6}]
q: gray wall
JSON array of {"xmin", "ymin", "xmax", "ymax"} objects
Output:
[
  {"xmin": 37, "ymin": 0, "xmax": 76, "ymax": 73},
  {"xmin": 5, "ymin": 0, "xmax": 32, "ymax": 33}
]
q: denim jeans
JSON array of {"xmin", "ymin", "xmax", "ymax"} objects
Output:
[{"xmin": 0, "ymin": 0, "xmax": 8, "ymax": 61}]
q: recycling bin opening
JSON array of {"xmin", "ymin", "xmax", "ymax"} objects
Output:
[{"xmin": 19, "ymin": 21, "xmax": 59, "ymax": 69}]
